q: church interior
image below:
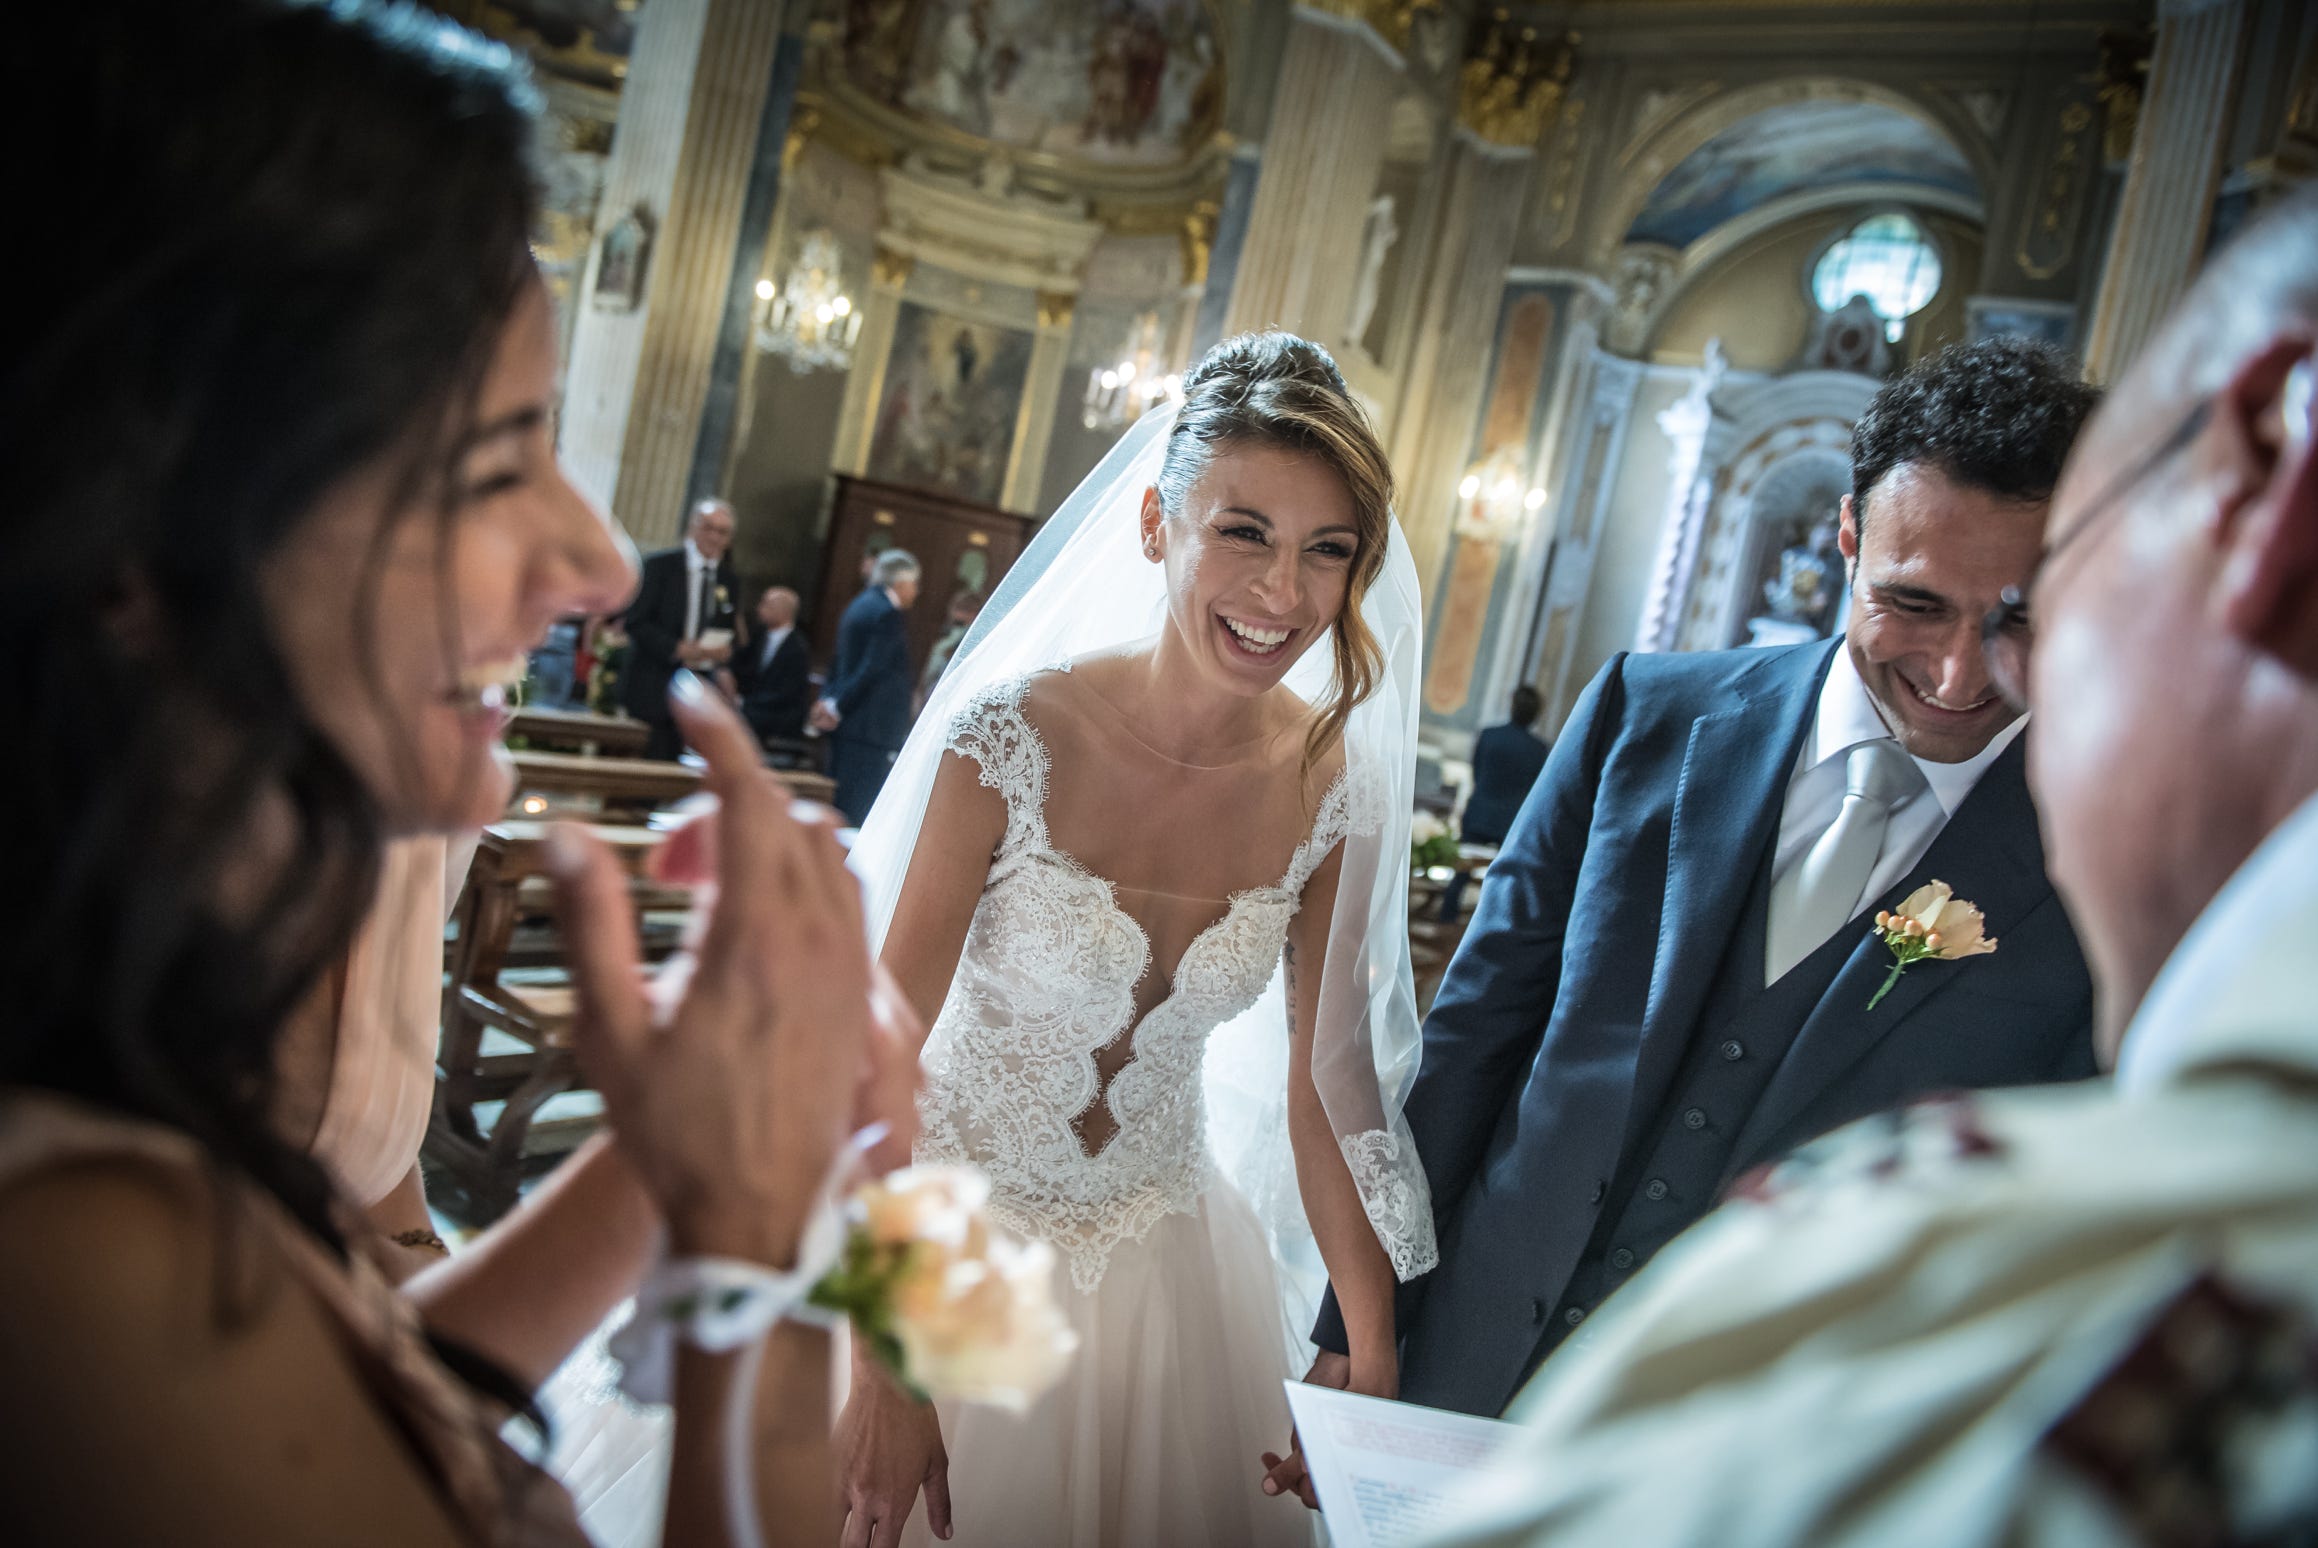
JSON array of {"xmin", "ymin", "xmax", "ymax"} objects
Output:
[{"xmin": 465, "ymin": 0, "xmax": 2315, "ymax": 776}]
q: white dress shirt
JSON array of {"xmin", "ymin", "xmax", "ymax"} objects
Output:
[
  {"xmin": 755, "ymin": 622, "xmax": 793, "ymax": 672},
  {"xmin": 1767, "ymin": 645, "xmax": 2026, "ymax": 959},
  {"xmin": 682, "ymin": 538, "xmax": 714, "ymax": 641}
]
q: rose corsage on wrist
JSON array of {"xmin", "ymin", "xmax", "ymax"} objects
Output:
[
  {"xmin": 814, "ymin": 1166, "xmax": 1078, "ymax": 1410},
  {"xmin": 1868, "ymin": 880, "xmax": 1997, "ymax": 1010},
  {"xmin": 614, "ymin": 1164, "xmax": 1077, "ymax": 1412}
]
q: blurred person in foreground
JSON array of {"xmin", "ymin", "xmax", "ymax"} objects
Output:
[
  {"xmin": 1421, "ymin": 185, "xmax": 2318, "ymax": 1548},
  {"xmin": 0, "ymin": 4, "xmax": 906, "ymax": 1543}
]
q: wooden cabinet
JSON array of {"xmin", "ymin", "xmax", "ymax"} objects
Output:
[{"xmin": 811, "ymin": 474, "xmax": 1034, "ymax": 679}]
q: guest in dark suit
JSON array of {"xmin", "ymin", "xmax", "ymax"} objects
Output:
[
  {"xmin": 1300, "ymin": 338, "xmax": 2106, "ymax": 1426},
  {"xmin": 813, "ymin": 549, "xmax": 920, "ymax": 824},
  {"xmin": 736, "ymin": 584, "xmax": 812, "ymax": 754},
  {"xmin": 620, "ymin": 498, "xmax": 739, "ymax": 759},
  {"xmin": 1461, "ymin": 686, "xmax": 1551, "ymax": 848}
]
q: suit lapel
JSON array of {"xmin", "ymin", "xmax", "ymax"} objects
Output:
[
  {"xmin": 1723, "ymin": 734, "xmax": 2052, "ymax": 1176},
  {"xmin": 1636, "ymin": 644, "xmax": 1833, "ymax": 1110}
]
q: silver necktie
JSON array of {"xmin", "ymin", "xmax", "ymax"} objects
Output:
[{"xmin": 1765, "ymin": 738, "xmax": 1926, "ymax": 983}]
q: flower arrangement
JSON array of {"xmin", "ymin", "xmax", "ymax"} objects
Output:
[
  {"xmin": 1868, "ymin": 881, "xmax": 1998, "ymax": 1010},
  {"xmin": 810, "ymin": 1166, "xmax": 1078, "ymax": 1411},
  {"xmin": 1411, "ymin": 811, "xmax": 1460, "ymax": 872}
]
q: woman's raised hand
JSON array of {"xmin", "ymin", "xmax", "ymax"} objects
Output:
[{"xmin": 546, "ymin": 670, "xmax": 870, "ymax": 1265}]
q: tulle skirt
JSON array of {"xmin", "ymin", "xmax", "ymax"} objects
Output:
[
  {"xmin": 902, "ymin": 1182, "xmax": 1315, "ymax": 1548},
  {"xmin": 540, "ymin": 1180, "xmax": 1316, "ymax": 1548}
]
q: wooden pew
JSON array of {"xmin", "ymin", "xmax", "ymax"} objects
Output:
[
  {"xmin": 506, "ymin": 704, "xmax": 650, "ymax": 757},
  {"xmin": 427, "ymin": 820, "xmax": 672, "ymax": 1222}
]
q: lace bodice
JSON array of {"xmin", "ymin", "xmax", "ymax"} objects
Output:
[{"xmin": 916, "ymin": 676, "xmax": 1379, "ymax": 1291}]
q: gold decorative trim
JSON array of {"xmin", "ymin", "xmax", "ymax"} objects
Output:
[
  {"xmin": 872, "ymin": 249, "xmax": 916, "ymax": 290},
  {"xmin": 1458, "ymin": 16, "xmax": 1576, "ymax": 151},
  {"xmin": 1036, "ymin": 291, "xmax": 1077, "ymax": 329}
]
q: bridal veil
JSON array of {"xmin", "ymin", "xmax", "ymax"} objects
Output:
[{"xmin": 848, "ymin": 404, "xmax": 1439, "ymax": 1337}]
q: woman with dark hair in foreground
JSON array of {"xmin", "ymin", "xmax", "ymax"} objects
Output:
[{"xmin": 0, "ymin": 3, "xmax": 883, "ymax": 1541}]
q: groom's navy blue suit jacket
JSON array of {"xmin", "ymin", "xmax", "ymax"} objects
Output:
[{"xmin": 1316, "ymin": 640, "xmax": 2096, "ymax": 1416}]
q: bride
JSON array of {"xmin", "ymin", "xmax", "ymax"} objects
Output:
[{"xmin": 841, "ymin": 331, "xmax": 1437, "ymax": 1547}]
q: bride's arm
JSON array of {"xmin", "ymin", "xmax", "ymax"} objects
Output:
[
  {"xmin": 878, "ymin": 750, "xmax": 1008, "ymax": 1036},
  {"xmin": 837, "ymin": 749, "xmax": 1007, "ymax": 1546},
  {"xmin": 1283, "ymin": 843, "xmax": 1399, "ymax": 1386}
]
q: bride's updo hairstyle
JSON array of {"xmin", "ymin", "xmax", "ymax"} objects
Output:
[{"xmin": 1154, "ymin": 331, "xmax": 1395, "ymax": 772}]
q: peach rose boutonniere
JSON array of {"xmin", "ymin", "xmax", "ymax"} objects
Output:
[
  {"xmin": 809, "ymin": 1165, "xmax": 1078, "ymax": 1411},
  {"xmin": 1868, "ymin": 880, "xmax": 1998, "ymax": 1010}
]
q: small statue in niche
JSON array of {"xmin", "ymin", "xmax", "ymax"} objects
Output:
[
  {"xmin": 1347, "ymin": 193, "xmax": 1399, "ymax": 350},
  {"xmin": 1761, "ymin": 521, "xmax": 1846, "ymax": 636}
]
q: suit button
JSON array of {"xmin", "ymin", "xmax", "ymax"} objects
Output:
[
  {"xmin": 1684, "ymin": 1107, "xmax": 1709, "ymax": 1131},
  {"xmin": 1530, "ymin": 1299, "xmax": 1546, "ymax": 1325},
  {"xmin": 1644, "ymin": 1179, "xmax": 1670, "ymax": 1201},
  {"xmin": 1589, "ymin": 1179, "xmax": 1606, "ymax": 1205},
  {"xmin": 1610, "ymin": 1247, "xmax": 1635, "ymax": 1270},
  {"xmin": 1563, "ymin": 1306, "xmax": 1587, "ymax": 1327},
  {"xmin": 1721, "ymin": 1040, "xmax": 1745, "ymax": 1061}
]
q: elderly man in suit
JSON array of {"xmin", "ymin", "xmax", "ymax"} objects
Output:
[
  {"xmin": 1291, "ymin": 338, "xmax": 2105, "ymax": 1445},
  {"xmin": 620, "ymin": 498, "xmax": 739, "ymax": 760},
  {"xmin": 735, "ymin": 584, "xmax": 812, "ymax": 756},
  {"xmin": 1419, "ymin": 178, "xmax": 2318, "ymax": 1548},
  {"xmin": 814, "ymin": 549, "xmax": 920, "ymax": 824}
]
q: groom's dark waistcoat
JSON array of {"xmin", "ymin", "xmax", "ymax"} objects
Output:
[{"xmin": 1315, "ymin": 640, "xmax": 2097, "ymax": 1418}]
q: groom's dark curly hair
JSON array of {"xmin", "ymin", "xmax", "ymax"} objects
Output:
[{"xmin": 1851, "ymin": 337, "xmax": 2103, "ymax": 534}]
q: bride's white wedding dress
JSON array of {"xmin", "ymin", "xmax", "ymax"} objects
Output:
[{"xmin": 900, "ymin": 671, "xmax": 1381, "ymax": 1548}]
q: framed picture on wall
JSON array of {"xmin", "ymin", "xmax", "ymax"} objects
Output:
[
  {"xmin": 592, "ymin": 204, "xmax": 654, "ymax": 312},
  {"xmin": 866, "ymin": 300, "xmax": 1035, "ymax": 508}
]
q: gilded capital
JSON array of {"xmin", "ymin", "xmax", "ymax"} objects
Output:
[
  {"xmin": 872, "ymin": 248, "xmax": 915, "ymax": 290},
  {"xmin": 1181, "ymin": 200, "xmax": 1219, "ymax": 289},
  {"xmin": 1458, "ymin": 18, "xmax": 1575, "ymax": 150},
  {"xmin": 1036, "ymin": 290, "xmax": 1077, "ymax": 329}
]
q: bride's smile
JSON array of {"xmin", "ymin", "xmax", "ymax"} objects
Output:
[{"xmin": 1142, "ymin": 439, "xmax": 1361, "ymax": 697}]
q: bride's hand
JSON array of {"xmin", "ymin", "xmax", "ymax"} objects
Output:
[
  {"xmin": 546, "ymin": 671, "xmax": 868, "ymax": 1262},
  {"xmin": 838, "ymin": 1351, "xmax": 952, "ymax": 1544},
  {"xmin": 1263, "ymin": 1348, "xmax": 1399, "ymax": 1509}
]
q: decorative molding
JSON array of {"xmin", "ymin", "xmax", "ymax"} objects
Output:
[
  {"xmin": 2015, "ymin": 89, "xmax": 2103, "ymax": 281},
  {"xmin": 1605, "ymin": 243, "xmax": 1679, "ymax": 354},
  {"xmin": 1620, "ymin": 80, "xmax": 1722, "ymax": 165},
  {"xmin": 875, "ymin": 160, "xmax": 1105, "ymax": 295}
]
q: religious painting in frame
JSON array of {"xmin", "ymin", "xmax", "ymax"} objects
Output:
[{"xmin": 867, "ymin": 301, "xmax": 1035, "ymax": 508}]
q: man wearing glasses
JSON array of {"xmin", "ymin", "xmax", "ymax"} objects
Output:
[
  {"xmin": 1303, "ymin": 336, "xmax": 2104, "ymax": 1429},
  {"xmin": 1421, "ymin": 189, "xmax": 2318, "ymax": 1545}
]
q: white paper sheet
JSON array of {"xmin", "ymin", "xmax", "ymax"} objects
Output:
[{"xmin": 1283, "ymin": 1382, "xmax": 1518, "ymax": 1548}]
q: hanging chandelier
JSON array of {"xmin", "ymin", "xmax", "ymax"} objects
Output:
[
  {"xmin": 1454, "ymin": 447, "xmax": 1547, "ymax": 543},
  {"xmin": 753, "ymin": 229, "xmax": 862, "ymax": 373},
  {"xmin": 1081, "ymin": 311, "xmax": 1183, "ymax": 431}
]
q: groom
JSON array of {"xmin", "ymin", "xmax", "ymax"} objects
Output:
[{"xmin": 1309, "ymin": 338, "xmax": 2105, "ymax": 1422}]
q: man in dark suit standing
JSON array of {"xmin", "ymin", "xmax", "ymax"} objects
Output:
[
  {"xmin": 1463, "ymin": 685, "xmax": 1552, "ymax": 848},
  {"xmin": 1296, "ymin": 339, "xmax": 2106, "ymax": 1430},
  {"xmin": 620, "ymin": 498, "xmax": 739, "ymax": 760},
  {"xmin": 735, "ymin": 584, "xmax": 812, "ymax": 756},
  {"xmin": 813, "ymin": 548, "xmax": 920, "ymax": 824}
]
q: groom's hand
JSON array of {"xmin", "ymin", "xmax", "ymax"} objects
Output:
[{"xmin": 1262, "ymin": 1351, "xmax": 1350, "ymax": 1510}]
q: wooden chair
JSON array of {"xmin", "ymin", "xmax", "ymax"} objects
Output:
[{"xmin": 426, "ymin": 820, "xmax": 669, "ymax": 1223}]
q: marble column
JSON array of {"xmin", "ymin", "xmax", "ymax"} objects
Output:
[
  {"xmin": 2083, "ymin": 0, "xmax": 2253, "ymax": 383},
  {"xmin": 1220, "ymin": 8, "xmax": 1401, "ymax": 342},
  {"xmin": 830, "ymin": 250, "xmax": 913, "ymax": 478},
  {"xmin": 557, "ymin": 0, "xmax": 785, "ymax": 549},
  {"xmin": 1001, "ymin": 294, "xmax": 1078, "ymax": 513},
  {"xmin": 1391, "ymin": 136, "xmax": 1535, "ymax": 596},
  {"xmin": 1528, "ymin": 350, "xmax": 1644, "ymax": 727}
]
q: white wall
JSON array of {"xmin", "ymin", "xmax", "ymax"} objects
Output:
[{"xmin": 1564, "ymin": 371, "xmax": 1686, "ymax": 710}]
